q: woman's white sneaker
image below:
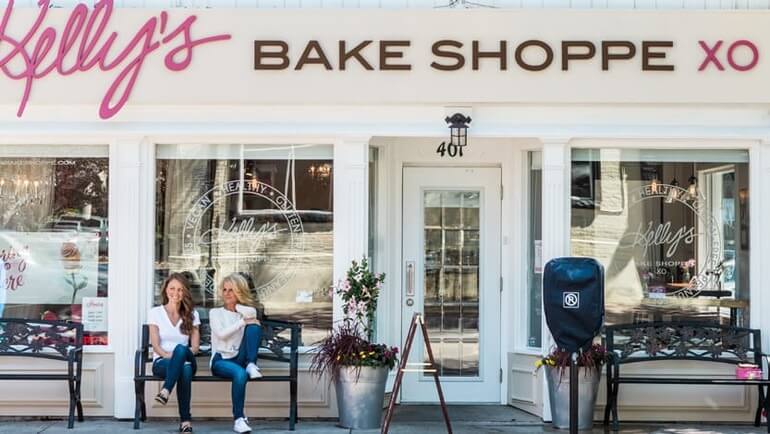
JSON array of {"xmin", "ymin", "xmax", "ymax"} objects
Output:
[
  {"xmin": 233, "ymin": 417, "xmax": 251, "ymax": 433},
  {"xmin": 246, "ymin": 363, "xmax": 262, "ymax": 379}
]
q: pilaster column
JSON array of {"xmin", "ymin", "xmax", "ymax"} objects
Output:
[
  {"xmin": 110, "ymin": 137, "xmax": 148, "ymax": 419},
  {"xmin": 539, "ymin": 137, "xmax": 571, "ymax": 422},
  {"xmin": 332, "ymin": 138, "xmax": 370, "ymax": 324}
]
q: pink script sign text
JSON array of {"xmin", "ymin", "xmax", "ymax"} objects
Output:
[{"xmin": 0, "ymin": 0, "xmax": 231, "ymax": 119}]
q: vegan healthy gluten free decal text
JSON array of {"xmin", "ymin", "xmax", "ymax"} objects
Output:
[{"xmin": 0, "ymin": 0, "xmax": 231, "ymax": 119}]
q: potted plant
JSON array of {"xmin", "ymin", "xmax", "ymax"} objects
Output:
[
  {"xmin": 310, "ymin": 258, "xmax": 399, "ymax": 429},
  {"xmin": 536, "ymin": 343, "xmax": 609, "ymax": 430}
]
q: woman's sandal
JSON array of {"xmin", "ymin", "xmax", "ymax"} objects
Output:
[
  {"xmin": 154, "ymin": 390, "xmax": 169, "ymax": 405},
  {"xmin": 179, "ymin": 422, "xmax": 193, "ymax": 433}
]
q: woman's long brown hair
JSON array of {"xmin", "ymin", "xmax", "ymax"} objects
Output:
[{"xmin": 160, "ymin": 272, "xmax": 196, "ymax": 335}]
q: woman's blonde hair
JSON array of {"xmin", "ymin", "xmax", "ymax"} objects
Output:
[{"xmin": 219, "ymin": 273, "xmax": 256, "ymax": 307}]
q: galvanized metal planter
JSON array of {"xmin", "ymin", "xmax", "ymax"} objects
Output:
[
  {"xmin": 335, "ymin": 365, "xmax": 389, "ymax": 429},
  {"xmin": 545, "ymin": 365, "xmax": 601, "ymax": 430}
]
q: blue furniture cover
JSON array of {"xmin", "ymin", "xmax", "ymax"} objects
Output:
[{"xmin": 543, "ymin": 257, "xmax": 605, "ymax": 353}]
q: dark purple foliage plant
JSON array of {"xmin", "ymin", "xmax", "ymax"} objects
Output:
[{"xmin": 535, "ymin": 343, "xmax": 610, "ymax": 376}]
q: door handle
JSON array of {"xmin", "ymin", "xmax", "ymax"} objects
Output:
[{"xmin": 406, "ymin": 261, "xmax": 415, "ymax": 297}]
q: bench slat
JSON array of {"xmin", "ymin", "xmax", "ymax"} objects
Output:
[
  {"xmin": 615, "ymin": 377, "xmax": 770, "ymax": 385},
  {"xmin": 0, "ymin": 374, "xmax": 73, "ymax": 380},
  {"xmin": 134, "ymin": 375, "xmax": 294, "ymax": 382}
]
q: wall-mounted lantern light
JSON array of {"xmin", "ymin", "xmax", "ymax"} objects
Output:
[{"xmin": 437, "ymin": 113, "xmax": 472, "ymax": 158}]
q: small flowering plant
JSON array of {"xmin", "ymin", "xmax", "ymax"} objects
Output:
[
  {"xmin": 535, "ymin": 343, "xmax": 610, "ymax": 374},
  {"xmin": 336, "ymin": 257, "xmax": 385, "ymax": 338}
]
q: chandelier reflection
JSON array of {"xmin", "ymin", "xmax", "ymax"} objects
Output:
[
  {"xmin": 665, "ymin": 178, "xmax": 680, "ymax": 203},
  {"xmin": 0, "ymin": 177, "xmax": 51, "ymax": 204},
  {"xmin": 307, "ymin": 163, "xmax": 332, "ymax": 182},
  {"xmin": 245, "ymin": 172, "xmax": 260, "ymax": 190}
]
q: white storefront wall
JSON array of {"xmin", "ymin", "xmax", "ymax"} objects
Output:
[{"xmin": 0, "ymin": 6, "xmax": 769, "ymax": 422}]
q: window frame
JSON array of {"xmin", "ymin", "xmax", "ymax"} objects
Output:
[
  {"xmin": 150, "ymin": 140, "xmax": 339, "ymax": 352},
  {"xmin": 568, "ymin": 139, "xmax": 758, "ymax": 331}
]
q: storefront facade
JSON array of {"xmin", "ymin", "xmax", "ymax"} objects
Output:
[{"xmin": 0, "ymin": 3, "xmax": 768, "ymax": 423}]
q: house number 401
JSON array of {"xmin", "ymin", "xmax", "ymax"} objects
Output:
[{"xmin": 436, "ymin": 141, "xmax": 465, "ymax": 158}]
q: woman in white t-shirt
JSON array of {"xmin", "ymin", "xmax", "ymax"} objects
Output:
[
  {"xmin": 209, "ymin": 273, "xmax": 263, "ymax": 434},
  {"xmin": 148, "ymin": 273, "xmax": 201, "ymax": 433}
]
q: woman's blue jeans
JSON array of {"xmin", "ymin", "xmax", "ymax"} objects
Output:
[
  {"xmin": 152, "ymin": 344, "xmax": 197, "ymax": 422},
  {"xmin": 211, "ymin": 324, "xmax": 263, "ymax": 419}
]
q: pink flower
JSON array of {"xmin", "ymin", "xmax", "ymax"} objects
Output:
[
  {"xmin": 347, "ymin": 299, "xmax": 358, "ymax": 316},
  {"xmin": 341, "ymin": 279, "xmax": 351, "ymax": 292}
]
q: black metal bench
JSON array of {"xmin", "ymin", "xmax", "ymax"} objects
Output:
[
  {"xmin": 133, "ymin": 317, "xmax": 301, "ymax": 430},
  {"xmin": 0, "ymin": 318, "xmax": 84, "ymax": 429},
  {"xmin": 604, "ymin": 321, "xmax": 770, "ymax": 432}
]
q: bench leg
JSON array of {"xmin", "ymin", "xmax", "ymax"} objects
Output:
[
  {"xmin": 603, "ymin": 365, "xmax": 612, "ymax": 426},
  {"xmin": 289, "ymin": 378, "xmax": 297, "ymax": 431},
  {"xmin": 67, "ymin": 379, "xmax": 76, "ymax": 429},
  {"xmin": 134, "ymin": 380, "xmax": 145, "ymax": 429},
  {"xmin": 765, "ymin": 384, "xmax": 770, "ymax": 434},
  {"xmin": 611, "ymin": 380, "xmax": 620, "ymax": 431},
  {"xmin": 756, "ymin": 384, "xmax": 764, "ymax": 427},
  {"xmin": 76, "ymin": 379, "xmax": 84, "ymax": 422}
]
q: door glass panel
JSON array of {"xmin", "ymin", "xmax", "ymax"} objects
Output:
[{"xmin": 423, "ymin": 190, "xmax": 481, "ymax": 377}]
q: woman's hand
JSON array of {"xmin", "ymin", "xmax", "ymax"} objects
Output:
[
  {"xmin": 244, "ymin": 317, "xmax": 261, "ymax": 326},
  {"xmin": 190, "ymin": 326, "xmax": 201, "ymax": 355}
]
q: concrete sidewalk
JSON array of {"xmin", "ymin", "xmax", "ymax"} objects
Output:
[{"xmin": 0, "ymin": 406, "xmax": 768, "ymax": 434}]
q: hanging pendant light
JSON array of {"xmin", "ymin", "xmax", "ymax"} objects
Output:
[
  {"xmin": 687, "ymin": 175, "xmax": 698, "ymax": 199},
  {"xmin": 650, "ymin": 177, "xmax": 660, "ymax": 194},
  {"xmin": 665, "ymin": 178, "xmax": 680, "ymax": 203}
]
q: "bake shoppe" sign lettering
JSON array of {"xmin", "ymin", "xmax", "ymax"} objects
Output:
[{"xmin": 254, "ymin": 39, "xmax": 756, "ymax": 72}]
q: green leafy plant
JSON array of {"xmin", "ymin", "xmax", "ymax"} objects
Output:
[{"xmin": 337, "ymin": 257, "xmax": 385, "ymax": 339}]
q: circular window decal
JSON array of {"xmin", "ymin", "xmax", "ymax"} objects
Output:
[
  {"xmin": 182, "ymin": 180, "xmax": 304, "ymax": 299},
  {"xmin": 619, "ymin": 184, "xmax": 721, "ymax": 298}
]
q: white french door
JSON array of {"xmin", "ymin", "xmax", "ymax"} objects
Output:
[{"xmin": 401, "ymin": 167, "xmax": 502, "ymax": 403}]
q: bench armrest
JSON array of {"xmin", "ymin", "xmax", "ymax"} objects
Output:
[
  {"xmin": 134, "ymin": 349, "xmax": 148, "ymax": 377},
  {"xmin": 263, "ymin": 318, "xmax": 301, "ymax": 330}
]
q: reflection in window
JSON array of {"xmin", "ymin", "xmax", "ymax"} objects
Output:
[
  {"xmin": 570, "ymin": 149, "xmax": 749, "ymax": 327},
  {"xmin": 527, "ymin": 152, "xmax": 542, "ymax": 348},
  {"xmin": 423, "ymin": 190, "xmax": 480, "ymax": 377},
  {"xmin": 155, "ymin": 144, "xmax": 333, "ymax": 345},
  {"xmin": 0, "ymin": 149, "xmax": 110, "ymax": 345}
]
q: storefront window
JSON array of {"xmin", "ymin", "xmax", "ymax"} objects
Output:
[
  {"xmin": 155, "ymin": 144, "xmax": 333, "ymax": 345},
  {"xmin": 0, "ymin": 146, "xmax": 110, "ymax": 345},
  {"xmin": 527, "ymin": 151, "xmax": 542, "ymax": 348},
  {"xmin": 570, "ymin": 149, "xmax": 750, "ymax": 326}
]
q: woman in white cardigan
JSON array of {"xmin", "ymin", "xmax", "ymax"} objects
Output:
[{"xmin": 209, "ymin": 273, "xmax": 263, "ymax": 434}]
